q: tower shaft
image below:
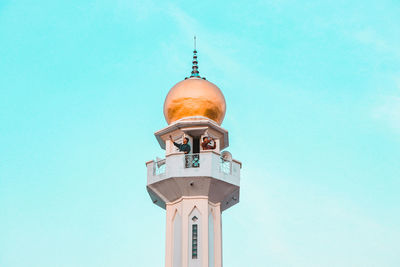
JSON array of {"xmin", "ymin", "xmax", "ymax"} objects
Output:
[{"xmin": 165, "ymin": 197, "xmax": 222, "ymax": 267}]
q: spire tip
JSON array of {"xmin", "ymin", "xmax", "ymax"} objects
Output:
[{"xmin": 187, "ymin": 36, "xmax": 202, "ymax": 79}]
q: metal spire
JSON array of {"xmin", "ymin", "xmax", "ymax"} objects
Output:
[
  {"xmin": 190, "ymin": 36, "xmax": 200, "ymax": 78},
  {"xmin": 186, "ymin": 36, "xmax": 206, "ymax": 80}
]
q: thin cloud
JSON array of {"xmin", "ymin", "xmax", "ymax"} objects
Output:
[
  {"xmin": 373, "ymin": 95, "xmax": 400, "ymax": 133},
  {"xmin": 354, "ymin": 28, "xmax": 400, "ymax": 58}
]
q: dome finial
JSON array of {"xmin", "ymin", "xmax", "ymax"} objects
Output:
[{"xmin": 187, "ymin": 36, "xmax": 205, "ymax": 80}]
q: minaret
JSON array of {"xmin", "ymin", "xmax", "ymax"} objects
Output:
[{"xmin": 146, "ymin": 41, "xmax": 241, "ymax": 267}]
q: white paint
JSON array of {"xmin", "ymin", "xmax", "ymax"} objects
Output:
[
  {"xmin": 173, "ymin": 210, "xmax": 182, "ymax": 267},
  {"xmin": 208, "ymin": 208, "xmax": 214, "ymax": 267}
]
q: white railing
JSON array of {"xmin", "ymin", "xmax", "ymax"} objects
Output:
[
  {"xmin": 220, "ymin": 158, "xmax": 232, "ymax": 174},
  {"xmin": 147, "ymin": 151, "xmax": 241, "ymax": 186},
  {"xmin": 153, "ymin": 158, "xmax": 166, "ymax": 175}
]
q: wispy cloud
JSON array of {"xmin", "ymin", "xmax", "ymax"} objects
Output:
[
  {"xmin": 373, "ymin": 93, "xmax": 400, "ymax": 134},
  {"xmin": 165, "ymin": 5, "xmax": 244, "ymax": 74},
  {"xmin": 354, "ymin": 28, "xmax": 400, "ymax": 58},
  {"xmin": 229, "ymin": 166, "xmax": 400, "ymax": 266}
]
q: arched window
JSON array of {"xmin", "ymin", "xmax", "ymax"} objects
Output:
[{"xmin": 189, "ymin": 208, "xmax": 200, "ymax": 261}]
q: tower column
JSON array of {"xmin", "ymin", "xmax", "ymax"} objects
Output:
[{"xmin": 165, "ymin": 197, "xmax": 222, "ymax": 267}]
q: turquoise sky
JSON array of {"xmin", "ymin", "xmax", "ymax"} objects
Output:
[{"xmin": 1, "ymin": 0, "xmax": 400, "ymax": 266}]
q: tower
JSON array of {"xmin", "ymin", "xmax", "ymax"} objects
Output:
[{"xmin": 146, "ymin": 42, "xmax": 241, "ymax": 267}]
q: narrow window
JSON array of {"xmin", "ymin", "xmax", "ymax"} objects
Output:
[{"xmin": 192, "ymin": 224, "xmax": 198, "ymax": 259}]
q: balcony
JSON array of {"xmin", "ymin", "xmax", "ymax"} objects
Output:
[{"xmin": 146, "ymin": 151, "xmax": 241, "ymax": 187}]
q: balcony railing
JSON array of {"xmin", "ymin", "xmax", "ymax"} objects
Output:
[
  {"xmin": 184, "ymin": 153, "xmax": 200, "ymax": 168},
  {"xmin": 220, "ymin": 158, "xmax": 232, "ymax": 174},
  {"xmin": 153, "ymin": 158, "xmax": 166, "ymax": 175},
  {"xmin": 147, "ymin": 151, "xmax": 241, "ymax": 186}
]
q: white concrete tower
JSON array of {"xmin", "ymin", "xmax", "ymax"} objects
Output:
[{"xmin": 146, "ymin": 43, "xmax": 241, "ymax": 267}]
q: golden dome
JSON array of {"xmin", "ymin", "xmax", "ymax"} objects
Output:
[{"xmin": 163, "ymin": 78, "xmax": 226, "ymax": 125}]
